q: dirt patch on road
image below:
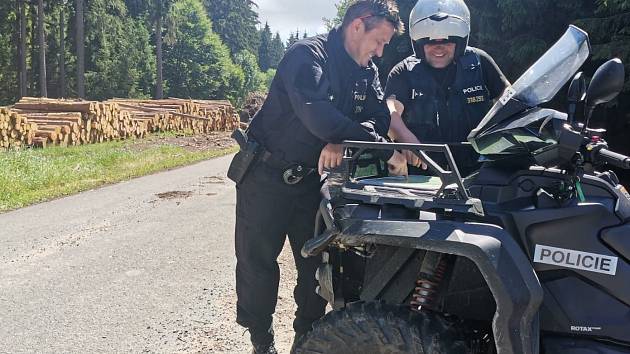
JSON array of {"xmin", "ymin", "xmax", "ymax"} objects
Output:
[{"xmin": 130, "ymin": 132, "xmax": 236, "ymax": 152}]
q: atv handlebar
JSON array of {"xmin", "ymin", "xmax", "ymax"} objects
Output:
[{"xmin": 597, "ymin": 148, "xmax": 630, "ymax": 169}]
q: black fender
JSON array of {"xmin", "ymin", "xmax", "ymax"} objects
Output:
[{"xmin": 334, "ymin": 211, "xmax": 544, "ymax": 354}]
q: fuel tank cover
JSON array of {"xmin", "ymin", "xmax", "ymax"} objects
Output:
[{"xmin": 601, "ymin": 225, "xmax": 630, "ymax": 263}]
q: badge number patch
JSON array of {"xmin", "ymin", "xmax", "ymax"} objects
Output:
[
  {"xmin": 533, "ymin": 244, "xmax": 618, "ymax": 276},
  {"xmin": 467, "ymin": 95, "xmax": 485, "ymax": 104}
]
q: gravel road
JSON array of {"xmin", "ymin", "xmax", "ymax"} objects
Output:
[{"xmin": 0, "ymin": 154, "xmax": 299, "ymax": 353}]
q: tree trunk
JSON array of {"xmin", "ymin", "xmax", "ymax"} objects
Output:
[
  {"xmin": 75, "ymin": 0, "xmax": 85, "ymax": 98},
  {"xmin": 155, "ymin": 0, "xmax": 164, "ymax": 99},
  {"xmin": 30, "ymin": 2, "xmax": 37, "ymax": 95},
  {"xmin": 37, "ymin": 0, "xmax": 47, "ymax": 97},
  {"xmin": 17, "ymin": 0, "xmax": 27, "ymax": 98},
  {"xmin": 59, "ymin": 6, "xmax": 66, "ymax": 98}
]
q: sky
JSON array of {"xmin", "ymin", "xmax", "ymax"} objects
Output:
[{"xmin": 255, "ymin": 0, "xmax": 338, "ymax": 42}]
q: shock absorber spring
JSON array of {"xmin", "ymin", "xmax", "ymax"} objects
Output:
[{"xmin": 411, "ymin": 252, "xmax": 450, "ymax": 311}]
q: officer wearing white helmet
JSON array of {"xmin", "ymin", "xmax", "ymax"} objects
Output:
[{"xmin": 385, "ymin": 0, "xmax": 509, "ymax": 176}]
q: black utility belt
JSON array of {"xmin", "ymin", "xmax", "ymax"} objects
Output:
[
  {"xmin": 259, "ymin": 151, "xmax": 317, "ymax": 185},
  {"xmin": 227, "ymin": 128, "xmax": 316, "ymax": 186}
]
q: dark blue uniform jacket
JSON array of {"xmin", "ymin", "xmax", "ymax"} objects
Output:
[{"xmin": 249, "ymin": 27, "xmax": 393, "ymax": 167}]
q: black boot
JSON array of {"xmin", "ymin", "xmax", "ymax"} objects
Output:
[
  {"xmin": 252, "ymin": 341, "xmax": 278, "ymax": 354},
  {"xmin": 248, "ymin": 323, "xmax": 275, "ymax": 354}
]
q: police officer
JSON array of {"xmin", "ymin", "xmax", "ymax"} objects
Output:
[
  {"xmin": 231, "ymin": 1, "xmax": 407, "ymax": 353},
  {"xmin": 385, "ymin": 0, "xmax": 509, "ymax": 177}
]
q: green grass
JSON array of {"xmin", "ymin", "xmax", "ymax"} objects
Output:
[{"xmin": 0, "ymin": 135, "xmax": 237, "ymax": 212}]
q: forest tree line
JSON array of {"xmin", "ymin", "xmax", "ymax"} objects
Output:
[
  {"xmin": 2, "ymin": 0, "xmax": 630, "ymax": 134},
  {"xmin": 0, "ymin": 0, "xmax": 287, "ymax": 107}
]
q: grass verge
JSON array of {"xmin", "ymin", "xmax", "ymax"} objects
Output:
[{"xmin": 0, "ymin": 134, "xmax": 237, "ymax": 212}]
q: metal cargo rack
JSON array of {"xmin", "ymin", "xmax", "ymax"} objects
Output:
[{"xmin": 326, "ymin": 141, "xmax": 484, "ymax": 217}]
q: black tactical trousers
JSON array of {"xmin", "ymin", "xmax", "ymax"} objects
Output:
[{"xmin": 234, "ymin": 162, "xmax": 327, "ymax": 346}]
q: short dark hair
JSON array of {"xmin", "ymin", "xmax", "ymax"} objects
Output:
[{"xmin": 341, "ymin": 0, "xmax": 404, "ymax": 35}]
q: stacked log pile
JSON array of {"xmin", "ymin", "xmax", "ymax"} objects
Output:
[
  {"xmin": 16, "ymin": 111, "xmax": 82, "ymax": 147},
  {"xmin": 1, "ymin": 97, "xmax": 239, "ymax": 149},
  {"xmin": 179, "ymin": 98, "xmax": 240, "ymax": 131},
  {"xmin": 106, "ymin": 98, "xmax": 240, "ymax": 133},
  {"xmin": 12, "ymin": 97, "xmax": 125, "ymax": 145},
  {"xmin": 0, "ymin": 107, "xmax": 38, "ymax": 148}
]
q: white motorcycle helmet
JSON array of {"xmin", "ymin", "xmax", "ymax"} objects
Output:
[{"xmin": 409, "ymin": 0, "xmax": 471, "ymax": 60}]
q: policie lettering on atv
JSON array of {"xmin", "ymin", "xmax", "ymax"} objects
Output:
[{"xmin": 533, "ymin": 244, "xmax": 619, "ymax": 276}]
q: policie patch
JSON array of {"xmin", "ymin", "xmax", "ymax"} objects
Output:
[{"xmin": 533, "ymin": 244, "xmax": 618, "ymax": 276}]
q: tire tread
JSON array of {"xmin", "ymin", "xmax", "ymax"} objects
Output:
[{"xmin": 295, "ymin": 302, "xmax": 468, "ymax": 354}]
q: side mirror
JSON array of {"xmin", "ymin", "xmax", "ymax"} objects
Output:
[
  {"xmin": 584, "ymin": 58, "xmax": 625, "ymax": 128},
  {"xmin": 567, "ymin": 71, "xmax": 586, "ymax": 124}
]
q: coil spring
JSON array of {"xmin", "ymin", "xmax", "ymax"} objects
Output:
[{"xmin": 411, "ymin": 256, "xmax": 449, "ymax": 311}]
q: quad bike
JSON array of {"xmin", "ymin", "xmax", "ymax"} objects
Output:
[{"xmin": 294, "ymin": 25, "xmax": 630, "ymax": 354}]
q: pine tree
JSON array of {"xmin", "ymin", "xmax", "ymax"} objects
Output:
[
  {"xmin": 269, "ymin": 32, "xmax": 285, "ymax": 68},
  {"xmin": 164, "ymin": 0, "xmax": 244, "ymax": 103},
  {"xmin": 84, "ymin": 0, "xmax": 155, "ymax": 100},
  {"xmin": 75, "ymin": 0, "xmax": 85, "ymax": 97},
  {"xmin": 285, "ymin": 33, "xmax": 293, "ymax": 48},
  {"xmin": 44, "ymin": 0, "xmax": 70, "ymax": 98},
  {"xmin": 286, "ymin": 31, "xmax": 298, "ymax": 48},
  {"xmin": 151, "ymin": 0, "xmax": 175, "ymax": 99},
  {"xmin": 575, "ymin": 1, "xmax": 630, "ymax": 91},
  {"xmin": 17, "ymin": 0, "xmax": 27, "ymax": 98},
  {"xmin": 36, "ymin": 0, "xmax": 47, "ymax": 97},
  {"xmin": 58, "ymin": 1, "xmax": 67, "ymax": 97},
  {"xmin": 153, "ymin": 0, "xmax": 165, "ymax": 98},
  {"xmin": 0, "ymin": 0, "xmax": 18, "ymax": 105},
  {"xmin": 468, "ymin": 0, "xmax": 596, "ymax": 82},
  {"xmin": 120, "ymin": 0, "xmax": 175, "ymax": 99},
  {"xmin": 29, "ymin": 1, "xmax": 39, "ymax": 95},
  {"xmin": 204, "ymin": 0, "xmax": 260, "ymax": 56},
  {"xmin": 257, "ymin": 22, "xmax": 273, "ymax": 71}
]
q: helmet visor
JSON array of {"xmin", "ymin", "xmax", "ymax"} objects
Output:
[{"xmin": 410, "ymin": 13, "xmax": 469, "ymax": 41}]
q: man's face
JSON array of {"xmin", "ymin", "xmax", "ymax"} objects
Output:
[
  {"xmin": 345, "ymin": 19, "xmax": 395, "ymax": 67},
  {"xmin": 423, "ymin": 41, "xmax": 456, "ymax": 69}
]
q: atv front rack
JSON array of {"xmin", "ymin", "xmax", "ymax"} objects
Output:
[
  {"xmin": 303, "ymin": 141, "xmax": 485, "ymax": 258},
  {"xmin": 326, "ymin": 141, "xmax": 484, "ymax": 216}
]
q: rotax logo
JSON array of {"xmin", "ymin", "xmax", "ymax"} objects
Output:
[{"xmin": 533, "ymin": 244, "xmax": 618, "ymax": 276}]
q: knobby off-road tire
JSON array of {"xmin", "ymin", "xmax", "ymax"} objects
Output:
[{"xmin": 294, "ymin": 301, "xmax": 469, "ymax": 354}]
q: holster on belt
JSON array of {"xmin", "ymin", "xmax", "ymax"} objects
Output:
[{"xmin": 227, "ymin": 128, "xmax": 260, "ymax": 185}]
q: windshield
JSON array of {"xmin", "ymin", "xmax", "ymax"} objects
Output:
[
  {"xmin": 509, "ymin": 25, "xmax": 590, "ymax": 105},
  {"xmin": 469, "ymin": 25, "xmax": 590, "ymax": 141}
]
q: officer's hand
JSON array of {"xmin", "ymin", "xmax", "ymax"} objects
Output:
[
  {"xmin": 403, "ymin": 150, "xmax": 427, "ymax": 170},
  {"xmin": 318, "ymin": 143, "xmax": 344, "ymax": 175},
  {"xmin": 387, "ymin": 150, "xmax": 408, "ymax": 176}
]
